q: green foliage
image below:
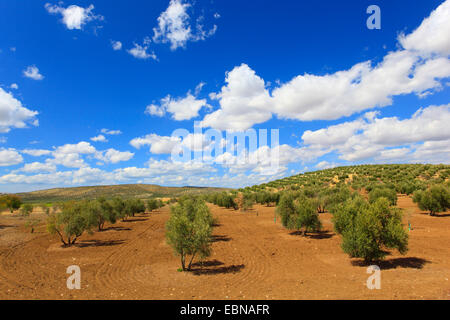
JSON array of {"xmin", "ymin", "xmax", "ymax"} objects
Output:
[
  {"xmin": 276, "ymin": 192, "xmax": 297, "ymax": 228},
  {"xmin": 47, "ymin": 201, "xmax": 94, "ymax": 246},
  {"xmin": 124, "ymin": 198, "xmax": 146, "ymax": 217},
  {"xmin": 147, "ymin": 199, "xmax": 164, "ymax": 212},
  {"xmin": 413, "ymin": 184, "xmax": 450, "ymax": 216},
  {"xmin": 111, "ymin": 197, "xmax": 127, "ymax": 221},
  {"xmin": 207, "ymin": 192, "xmax": 238, "ymax": 210},
  {"xmin": 83, "ymin": 198, "xmax": 117, "ymax": 231},
  {"xmin": 0, "ymin": 195, "xmax": 22, "ymax": 213},
  {"xmin": 333, "ymin": 197, "xmax": 408, "ymax": 262},
  {"xmin": 368, "ymin": 187, "xmax": 398, "ymax": 206},
  {"xmin": 276, "ymin": 193, "xmax": 321, "ymax": 236},
  {"xmin": 166, "ymin": 198, "xmax": 214, "ymax": 271},
  {"xmin": 147, "ymin": 199, "xmax": 158, "ymax": 212},
  {"xmin": 294, "ymin": 197, "xmax": 322, "ymax": 236},
  {"xmin": 19, "ymin": 204, "xmax": 34, "ymax": 216}
]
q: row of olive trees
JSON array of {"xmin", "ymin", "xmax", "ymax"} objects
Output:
[
  {"xmin": 166, "ymin": 197, "xmax": 215, "ymax": 272},
  {"xmin": 274, "ymin": 186, "xmax": 409, "ymax": 263},
  {"xmin": 47, "ymin": 197, "xmax": 163, "ymax": 247},
  {"xmin": 206, "ymin": 192, "xmax": 238, "ymax": 210}
]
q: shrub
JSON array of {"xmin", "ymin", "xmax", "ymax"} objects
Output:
[
  {"xmin": 294, "ymin": 197, "xmax": 322, "ymax": 236},
  {"xmin": 85, "ymin": 198, "xmax": 117, "ymax": 232},
  {"xmin": 124, "ymin": 199, "xmax": 146, "ymax": 217},
  {"xmin": 413, "ymin": 185, "xmax": 450, "ymax": 216},
  {"xmin": 0, "ymin": 195, "xmax": 22, "ymax": 213},
  {"xmin": 47, "ymin": 201, "xmax": 94, "ymax": 246},
  {"xmin": 333, "ymin": 197, "xmax": 408, "ymax": 262},
  {"xmin": 147, "ymin": 199, "xmax": 159, "ymax": 212},
  {"xmin": 368, "ymin": 187, "xmax": 397, "ymax": 206},
  {"xmin": 111, "ymin": 197, "xmax": 127, "ymax": 221},
  {"xmin": 276, "ymin": 193, "xmax": 321, "ymax": 236},
  {"xmin": 276, "ymin": 192, "xmax": 297, "ymax": 228},
  {"xmin": 19, "ymin": 204, "xmax": 34, "ymax": 216},
  {"xmin": 166, "ymin": 199, "xmax": 214, "ymax": 271}
]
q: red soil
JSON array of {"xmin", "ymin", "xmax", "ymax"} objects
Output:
[{"xmin": 0, "ymin": 195, "xmax": 449, "ymax": 300}]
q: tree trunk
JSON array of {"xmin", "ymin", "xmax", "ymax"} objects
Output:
[
  {"xmin": 187, "ymin": 252, "xmax": 197, "ymax": 271},
  {"xmin": 181, "ymin": 254, "xmax": 186, "ymax": 271}
]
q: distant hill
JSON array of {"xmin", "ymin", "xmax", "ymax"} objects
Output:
[
  {"xmin": 246, "ymin": 164, "xmax": 450, "ymax": 192},
  {"xmin": 16, "ymin": 184, "xmax": 231, "ymax": 204}
]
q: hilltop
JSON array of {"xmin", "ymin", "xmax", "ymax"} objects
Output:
[
  {"xmin": 247, "ymin": 164, "xmax": 450, "ymax": 192},
  {"xmin": 15, "ymin": 184, "xmax": 230, "ymax": 204}
]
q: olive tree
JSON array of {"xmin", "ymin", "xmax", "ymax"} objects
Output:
[
  {"xmin": 333, "ymin": 197, "xmax": 408, "ymax": 262},
  {"xmin": 166, "ymin": 199, "xmax": 213, "ymax": 272},
  {"xmin": 19, "ymin": 204, "xmax": 34, "ymax": 217},
  {"xmin": 413, "ymin": 185, "xmax": 450, "ymax": 216},
  {"xmin": 47, "ymin": 201, "xmax": 93, "ymax": 246},
  {"xmin": 0, "ymin": 195, "xmax": 22, "ymax": 213},
  {"xmin": 86, "ymin": 198, "xmax": 117, "ymax": 232},
  {"xmin": 368, "ymin": 187, "xmax": 397, "ymax": 206},
  {"xmin": 147, "ymin": 199, "xmax": 160, "ymax": 212},
  {"xmin": 276, "ymin": 193, "xmax": 322, "ymax": 236}
]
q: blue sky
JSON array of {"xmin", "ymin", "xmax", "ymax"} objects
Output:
[{"xmin": 0, "ymin": 0, "xmax": 449, "ymax": 192}]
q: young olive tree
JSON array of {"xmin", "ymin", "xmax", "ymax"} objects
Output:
[
  {"xmin": 0, "ymin": 195, "xmax": 22, "ymax": 213},
  {"xmin": 47, "ymin": 201, "xmax": 93, "ymax": 246},
  {"xmin": 166, "ymin": 199, "xmax": 213, "ymax": 271},
  {"xmin": 19, "ymin": 204, "xmax": 34, "ymax": 217},
  {"xmin": 368, "ymin": 187, "xmax": 398, "ymax": 206},
  {"xmin": 413, "ymin": 185, "xmax": 450, "ymax": 216},
  {"xmin": 86, "ymin": 198, "xmax": 117, "ymax": 232},
  {"xmin": 147, "ymin": 199, "xmax": 160, "ymax": 212},
  {"xmin": 333, "ymin": 197, "xmax": 408, "ymax": 263},
  {"xmin": 111, "ymin": 197, "xmax": 127, "ymax": 221},
  {"xmin": 276, "ymin": 193, "xmax": 322, "ymax": 236}
]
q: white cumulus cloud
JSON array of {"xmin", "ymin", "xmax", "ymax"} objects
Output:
[
  {"xmin": 23, "ymin": 66, "xmax": 44, "ymax": 80},
  {"xmin": 45, "ymin": 3, "xmax": 103, "ymax": 30},
  {"xmin": 0, "ymin": 88, "xmax": 38, "ymax": 133}
]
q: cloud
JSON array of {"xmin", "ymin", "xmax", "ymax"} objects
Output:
[
  {"xmin": 315, "ymin": 161, "xmax": 338, "ymax": 170},
  {"xmin": 19, "ymin": 162, "xmax": 56, "ymax": 173},
  {"xmin": 111, "ymin": 40, "xmax": 122, "ymax": 51},
  {"xmin": 0, "ymin": 88, "xmax": 39, "ymax": 133},
  {"xmin": 46, "ymin": 141, "xmax": 97, "ymax": 168},
  {"xmin": 23, "ymin": 66, "xmax": 44, "ymax": 80},
  {"xmin": 44, "ymin": 142, "xmax": 134, "ymax": 168},
  {"xmin": 300, "ymin": 104, "xmax": 450, "ymax": 163},
  {"xmin": 130, "ymin": 134, "xmax": 180, "ymax": 154},
  {"xmin": 398, "ymin": 0, "xmax": 450, "ymax": 56},
  {"xmin": 145, "ymin": 88, "xmax": 210, "ymax": 121},
  {"xmin": 0, "ymin": 148, "xmax": 23, "ymax": 167},
  {"xmin": 410, "ymin": 140, "xmax": 450, "ymax": 164},
  {"xmin": 22, "ymin": 149, "xmax": 52, "ymax": 157},
  {"xmin": 10, "ymin": 83, "xmax": 18, "ymax": 90},
  {"xmin": 128, "ymin": 38, "xmax": 157, "ymax": 60},
  {"xmin": 45, "ymin": 3, "xmax": 103, "ymax": 30},
  {"xmin": 201, "ymin": 64, "xmax": 272, "ymax": 131},
  {"xmin": 153, "ymin": 0, "xmax": 217, "ymax": 50},
  {"xmin": 101, "ymin": 129, "xmax": 122, "ymax": 135},
  {"xmin": 201, "ymin": 1, "xmax": 450, "ymax": 130},
  {"xmin": 90, "ymin": 134, "xmax": 108, "ymax": 142},
  {"xmin": 95, "ymin": 149, "xmax": 134, "ymax": 164}
]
